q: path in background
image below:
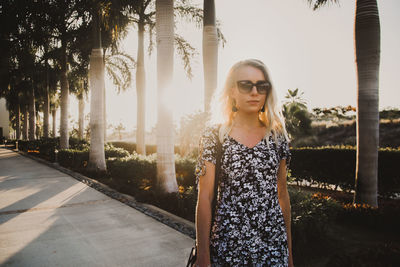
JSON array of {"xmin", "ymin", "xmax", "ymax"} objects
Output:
[{"xmin": 0, "ymin": 148, "xmax": 193, "ymax": 266}]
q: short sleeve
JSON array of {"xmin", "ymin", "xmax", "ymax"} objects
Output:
[
  {"xmin": 194, "ymin": 126, "xmax": 219, "ymax": 189},
  {"xmin": 278, "ymin": 134, "xmax": 292, "ymax": 170}
]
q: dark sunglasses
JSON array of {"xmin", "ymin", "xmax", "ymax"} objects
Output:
[{"xmin": 236, "ymin": 80, "xmax": 271, "ymax": 94}]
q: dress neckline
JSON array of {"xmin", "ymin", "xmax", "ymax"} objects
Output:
[{"xmin": 227, "ymin": 134, "xmax": 265, "ymax": 150}]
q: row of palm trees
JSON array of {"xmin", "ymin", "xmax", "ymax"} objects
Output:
[{"xmin": 0, "ymin": 0, "xmax": 222, "ymax": 193}]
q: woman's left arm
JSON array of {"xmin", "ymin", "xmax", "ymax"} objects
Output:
[{"xmin": 277, "ymin": 159, "xmax": 294, "ymax": 267}]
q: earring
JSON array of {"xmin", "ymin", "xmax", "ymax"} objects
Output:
[
  {"xmin": 260, "ymin": 105, "xmax": 265, "ymax": 112},
  {"xmin": 232, "ymin": 99, "xmax": 238, "ymax": 112}
]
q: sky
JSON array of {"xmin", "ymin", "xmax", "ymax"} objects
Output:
[{"xmin": 69, "ymin": 0, "xmax": 400, "ymax": 133}]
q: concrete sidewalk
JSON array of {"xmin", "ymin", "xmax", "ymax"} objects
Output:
[{"xmin": 0, "ymin": 148, "xmax": 194, "ymax": 266}]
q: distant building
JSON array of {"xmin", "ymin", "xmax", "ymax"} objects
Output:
[{"xmin": 0, "ymin": 97, "xmax": 10, "ymax": 140}]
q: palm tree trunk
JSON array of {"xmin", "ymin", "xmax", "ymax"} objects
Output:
[
  {"xmin": 88, "ymin": 9, "xmax": 106, "ymax": 172},
  {"xmin": 60, "ymin": 42, "xmax": 69, "ymax": 149},
  {"xmin": 353, "ymin": 0, "xmax": 380, "ymax": 207},
  {"xmin": 23, "ymin": 105, "xmax": 28, "ymax": 140},
  {"xmin": 156, "ymin": 0, "xmax": 178, "ymax": 193},
  {"xmin": 43, "ymin": 68, "xmax": 50, "ymax": 138},
  {"xmin": 103, "ymin": 66, "xmax": 107, "ymax": 143},
  {"xmin": 28, "ymin": 83, "xmax": 36, "ymax": 140},
  {"xmin": 52, "ymin": 108, "xmax": 57, "ymax": 137},
  {"xmin": 203, "ymin": 0, "xmax": 218, "ymax": 112},
  {"xmin": 16, "ymin": 103, "xmax": 20, "ymax": 139},
  {"xmin": 78, "ymin": 95, "xmax": 84, "ymax": 139},
  {"xmin": 36, "ymin": 113, "xmax": 40, "ymax": 139},
  {"xmin": 136, "ymin": 21, "xmax": 146, "ymax": 155},
  {"xmin": 88, "ymin": 48, "xmax": 106, "ymax": 171}
]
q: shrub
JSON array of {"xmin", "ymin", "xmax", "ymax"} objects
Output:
[
  {"xmin": 105, "ymin": 143, "xmax": 130, "ymax": 158},
  {"xmin": 290, "ymin": 146, "xmax": 400, "ymax": 197},
  {"xmin": 17, "ymin": 137, "xmax": 89, "ymax": 156},
  {"xmin": 38, "ymin": 138, "xmax": 59, "ymax": 162},
  {"xmin": 175, "ymin": 154, "xmax": 196, "ymax": 187},
  {"xmin": 106, "ymin": 153, "xmax": 157, "ymax": 187},
  {"xmin": 69, "ymin": 137, "xmax": 89, "ymax": 150},
  {"xmin": 17, "ymin": 140, "xmax": 40, "ymax": 152},
  {"xmin": 5, "ymin": 139, "xmax": 17, "ymax": 148},
  {"xmin": 58, "ymin": 149, "xmax": 89, "ymax": 170},
  {"xmin": 58, "ymin": 144, "xmax": 130, "ymax": 171},
  {"xmin": 109, "ymin": 141, "xmax": 181, "ymax": 155},
  {"xmin": 289, "ymin": 187, "xmax": 341, "ymax": 263}
]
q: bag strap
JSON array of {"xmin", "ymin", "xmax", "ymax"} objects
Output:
[{"xmin": 210, "ymin": 125, "xmax": 222, "ymax": 233}]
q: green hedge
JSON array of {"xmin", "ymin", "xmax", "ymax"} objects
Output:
[
  {"xmin": 107, "ymin": 153, "xmax": 157, "ymax": 187},
  {"xmin": 16, "ymin": 138, "xmax": 400, "ymax": 197},
  {"xmin": 290, "ymin": 146, "xmax": 400, "ymax": 197},
  {"xmin": 109, "ymin": 141, "xmax": 181, "ymax": 155},
  {"xmin": 17, "ymin": 137, "xmax": 89, "ymax": 162},
  {"xmin": 5, "ymin": 139, "xmax": 17, "ymax": 149},
  {"xmin": 106, "ymin": 153, "xmax": 196, "ymax": 189},
  {"xmin": 175, "ymin": 155, "xmax": 196, "ymax": 187},
  {"xmin": 58, "ymin": 149, "xmax": 89, "ymax": 170},
  {"xmin": 104, "ymin": 144, "xmax": 130, "ymax": 158},
  {"xmin": 58, "ymin": 144, "xmax": 130, "ymax": 170}
]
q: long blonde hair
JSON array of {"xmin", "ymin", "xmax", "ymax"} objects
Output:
[{"xmin": 209, "ymin": 59, "xmax": 290, "ymax": 145}]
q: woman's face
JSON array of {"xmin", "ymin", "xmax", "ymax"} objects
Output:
[{"xmin": 231, "ymin": 65, "xmax": 268, "ymax": 114}]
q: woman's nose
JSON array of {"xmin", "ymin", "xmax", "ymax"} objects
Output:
[{"xmin": 250, "ymin": 85, "xmax": 258, "ymax": 95}]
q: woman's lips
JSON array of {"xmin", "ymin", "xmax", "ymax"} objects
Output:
[{"xmin": 247, "ymin": 100, "xmax": 260, "ymax": 104}]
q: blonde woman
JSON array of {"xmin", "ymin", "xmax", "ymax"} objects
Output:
[{"xmin": 195, "ymin": 59, "xmax": 294, "ymax": 266}]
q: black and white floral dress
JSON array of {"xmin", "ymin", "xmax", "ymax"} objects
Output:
[{"xmin": 195, "ymin": 125, "xmax": 292, "ymax": 267}]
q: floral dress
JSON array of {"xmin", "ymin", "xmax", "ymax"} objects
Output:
[{"xmin": 195, "ymin": 125, "xmax": 292, "ymax": 267}]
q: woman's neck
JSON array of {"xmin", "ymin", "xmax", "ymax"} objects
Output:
[{"xmin": 232, "ymin": 112, "xmax": 263, "ymax": 129}]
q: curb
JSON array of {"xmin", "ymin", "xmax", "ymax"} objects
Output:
[{"xmin": 10, "ymin": 148, "xmax": 196, "ymax": 239}]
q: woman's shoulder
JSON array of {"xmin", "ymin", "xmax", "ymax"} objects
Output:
[
  {"xmin": 270, "ymin": 129, "xmax": 290, "ymax": 145},
  {"xmin": 202, "ymin": 123, "xmax": 221, "ymax": 138}
]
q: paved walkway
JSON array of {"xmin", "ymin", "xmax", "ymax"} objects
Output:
[{"xmin": 0, "ymin": 148, "xmax": 194, "ymax": 266}]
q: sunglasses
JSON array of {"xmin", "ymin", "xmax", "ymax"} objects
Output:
[{"xmin": 236, "ymin": 80, "xmax": 271, "ymax": 94}]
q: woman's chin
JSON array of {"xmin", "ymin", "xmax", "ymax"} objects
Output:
[{"xmin": 240, "ymin": 108, "xmax": 262, "ymax": 114}]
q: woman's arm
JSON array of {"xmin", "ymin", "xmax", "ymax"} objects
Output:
[
  {"xmin": 195, "ymin": 161, "xmax": 216, "ymax": 267},
  {"xmin": 277, "ymin": 159, "xmax": 294, "ymax": 267}
]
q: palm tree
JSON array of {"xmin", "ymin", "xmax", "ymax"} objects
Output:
[
  {"xmin": 28, "ymin": 78, "xmax": 36, "ymax": 140},
  {"xmin": 40, "ymin": 0, "xmax": 93, "ymax": 148},
  {"xmin": 284, "ymin": 88, "xmax": 307, "ymax": 109},
  {"xmin": 43, "ymin": 65, "xmax": 50, "ymax": 138},
  {"xmin": 307, "ymin": 0, "xmax": 380, "ymax": 207},
  {"xmin": 136, "ymin": 19, "xmax": 147, "ymax": 155},
  {"xmin": 78, "ymin": 86, "xmax": 86, "ymax": 140},
  {"xmin": 88, "ymin": 5, "xmax": 106, "ymax": 172},
  {"xmin": 203, "ymin": 0, "xmax": 218, "ymax": 112},
  {"xmin": 156, "ymin": 0, "xmax": 178, "ymax": 192},
  {"xmin": 41, "ymin": 47, "xmax": 55, "ymax": 139},
  {"xmin": 50, "ymin": 93, "xmax": 60, "ymax": 138},
  {"xmin": 86, "ymin": 0, "xmax": 131, "ymax": 171}
]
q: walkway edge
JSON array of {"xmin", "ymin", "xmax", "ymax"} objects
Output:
[{"xmin": 11, "ymin": 149, "xmax": 196, "ymax": 239}]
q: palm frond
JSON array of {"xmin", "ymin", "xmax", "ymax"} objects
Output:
[
  {"xmin": 174, "ymin": 4, "xmax": 203, "ymax": 29},
  {"xmin": 105, "ymin": 51, "xmax": 136, "ymax": 93},
  {"xmin": 216, "ymin": 20, "xmax": 227, "ymax": 48},
  {"xmin": 306, "ymin": 0, "xmax": 340, "ymax": 11},
  {"xmin": 174, "ymin": 34, "xmax": 198, "ymax": 80}
]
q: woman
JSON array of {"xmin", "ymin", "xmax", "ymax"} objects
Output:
[{"xmin": 194, "ymin": 59, "xmax": 294, "ymax": 266}]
